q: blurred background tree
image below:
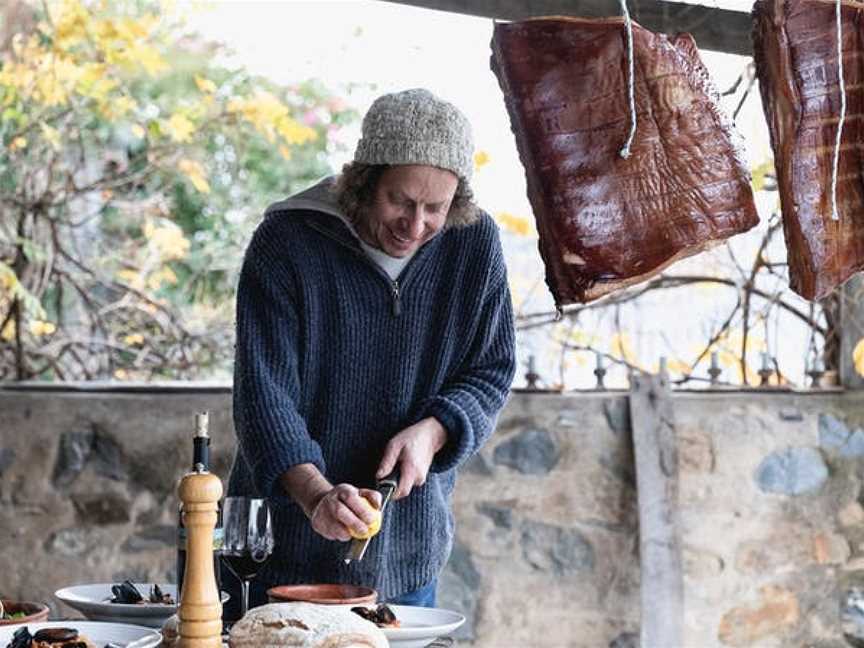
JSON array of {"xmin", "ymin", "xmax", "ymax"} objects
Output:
[{"xmin": 0, "ymin": 0, "xmax": 358, "ymax": 380}]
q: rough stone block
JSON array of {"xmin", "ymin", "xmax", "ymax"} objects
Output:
[
  {"xmin": 72, "ymin": 492, "xmax": 131, "ymax": 525},
  {"xmin": 684, "ymin": 545, "xmax": 725, "ymax": 579},
  {"xmin": 438, "ymin": 542, "xmax": 480, "ymax": 641},
  {"xmin": 492, "ymin": 428, "xmax": 560, "ymax": 476},
  {"xmin": 779, "ymin": 407, "xmax": 804, "ymax": 422},
  {"xmin": 718, "ymin": 585, "xmax": 799, "ymax": 646},
  {"xmin": 520, "ymin": 521, "xmax": 594, "ymax": 574},
  {"xmin": 0, "ymin": 448, "xmax": 14, "ymax": 476},
  {"xmin": 819, "ymin": 413, "xmax": 863, "ymax": 456},
  {"xmin": 679, "ymin": 430, "xmax": 715, "ymax": 473},
  {"xmin": 839, "ymin": 502, "xmax": 864, "ymax": 528},
  {"xmin": 603, "ymin": 399, "xmax": 630, "ymax": 435},
  {"xmin": 52, "ymin": 429, "xmax": 95, "ymax": 487},
  {"xmin": 755, "ymin": 447, "xmax": 829, "ymax": 495},
  {"xmin": 813, "ymin": 532, "xmax": 851, "ymax": 565}
]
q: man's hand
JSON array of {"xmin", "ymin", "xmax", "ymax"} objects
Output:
[
  {"xmin": 309, "ymin": 484, "xmax": 383, "ymax": 541},
  {"xmin": 280, "ymin": 464, "xmax": 381, "ymax": 541},
  {"xmin": 376, "ymin": 417, "xmax": 448, "ymax": 500}
]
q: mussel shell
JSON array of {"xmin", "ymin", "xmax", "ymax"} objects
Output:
[
  {"xmin": 32, "ymin": 627, "xmax": 79, "ymax": 642},
  {"xmin": 111, "ymin": 579, "xmax": 144, "ymax": 603},
  {"xmin": 9, "ymin": 626, "xmax": 32, "ymax": 648}
]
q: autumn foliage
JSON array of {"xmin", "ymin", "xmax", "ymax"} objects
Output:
[{"xmin": 0, "ymin": 0, "xmax": 356, "ymax": 380}]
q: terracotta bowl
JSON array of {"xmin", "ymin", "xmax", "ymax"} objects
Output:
[
  {"xmin": 266, "ymin": 584, "xmax": 377, "ymax": 606},
  {"xmin": 0, "ymin": 600, "xmax": 50, "ymax": 626}
]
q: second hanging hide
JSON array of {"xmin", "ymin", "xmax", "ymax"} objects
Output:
[
  {"xmin": 491, "ymin": 16, "xmax": 759, "ymax": 306},
  {"xmin": 753, "ymin": 0, "xmax": 864, "ymax": 301}
]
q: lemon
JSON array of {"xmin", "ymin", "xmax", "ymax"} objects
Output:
[{"xmin": 348, "ymin": 498, "xmax": 382, "ymax": 540}]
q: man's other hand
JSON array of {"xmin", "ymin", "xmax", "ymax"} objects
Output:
[{"xmin": 376, "ymin": 417, "xmax": 447, "ymax": 500}]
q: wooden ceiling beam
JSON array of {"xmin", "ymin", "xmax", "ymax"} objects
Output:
[{"xmin": 378, "ymin": 0, "xmax": 753, "ymax": 56}]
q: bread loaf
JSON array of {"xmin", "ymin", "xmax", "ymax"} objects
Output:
[{"xmin": 227, "ymin": 603, "xmax": 387, "ymax": 648}]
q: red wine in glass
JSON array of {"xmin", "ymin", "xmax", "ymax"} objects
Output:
[
  {"xmin": 222, "ymin": 550, "xmax": 269, "ymax": 581},
  {"xmin": 222, "ymin": 497, "xmax": 274, "ymax": 618}
]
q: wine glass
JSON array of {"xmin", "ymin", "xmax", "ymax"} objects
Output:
[{"xmin": 221, "ymin": 497, "xmax": 274, "ymax": 618}]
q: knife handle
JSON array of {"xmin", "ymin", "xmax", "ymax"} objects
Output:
[{"xmin": 377, "ymin": 469, "xmax": 399, "ymax": 492}]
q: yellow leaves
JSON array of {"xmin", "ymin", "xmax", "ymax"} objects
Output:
[
  {"xmin": 166, "ymin": 113, "xmax": 195, "ymax": 143},
  {"xmin": 117, "ymin": 268, "xmax": 145, "ymax": 291},
  {"xmin": 147, "ymin": 266, "xmax": 178, "ymax": 290},
  {"xmin": 29, "ymin": 320, "xmax": 56, "ymax": 336},
  {"xmin": 52, "ymin": 0, "xmax": 92, "ymax": 49},
  {"xmin": 495, "ymin": 211, "xmax": 535, "ymax": 237},
  {"xmin": 610, "ymin": 332, "xmax": 636, "ymax": 364},
  {"xmin": 123, "ymin": 333, "xmax": 144, "ymax": 346},
  {"xmin": 123, "ymin": 42, "xmax": 167, "ymax": 76},
  {"xmin": 228, "ymin": 91, "xmax": 317, "ymax": 147},
  {"xmin": 751, "ymin": 159, "xmax": 775, "ymax": 192},
  {"xmin": 8, "ymin": 136, "xmax": 27, "ymax": 152},
  {"xmin": 130, "ymin": 124, "xmax": 146, "ymax": 139},
  {"xmin": 195, "ymin": 75, "xmax": 217, "ymax": 94},
  {"xmin": 474, "ymin": 150, "xmax": 490, "ymax": 171},
  {"xmin": 100, "ymin": 94, "xmax": 138, "ymax": 120},
  {"xmin": 853, "ymin": 338, "xmax": 864, "ymax": 376},
  {"xmin": 664, "ymin": 358, "xmax": 691, "ymax": 376},
  {"xmin": 178, "ymin": 158, "xmax": 210, "ymax": 193},
  {"xmin": 144, "ymin": 220, "xmax": 190, "ymax": 260},
  {"xmin": 40, "ymin": 123, "xmax": 62, "ymax": 151},
  {"xmin": 0, "ymin": 320, "xmax": 14, "ymax": 342}
]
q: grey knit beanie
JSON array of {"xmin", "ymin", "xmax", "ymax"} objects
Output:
[{"xmin": 353, "ymin": 88, "xmax": 474, "ymax": 182}]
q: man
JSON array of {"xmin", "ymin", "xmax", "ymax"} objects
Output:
[{"xmin": 227, "ymin": 88, "xmax": 516, "ymax": 612}]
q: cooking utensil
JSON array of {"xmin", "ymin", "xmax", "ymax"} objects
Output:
[{"xmin": 343, "ymin": 470, "xmax": 399, "ymax": 564}]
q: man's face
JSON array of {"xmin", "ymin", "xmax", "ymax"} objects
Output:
[{"xmin": 357, "ymin": 164, "xmax": 458, "ymax": 258}]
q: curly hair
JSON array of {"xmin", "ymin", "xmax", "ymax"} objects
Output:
[{"xmin": 333, "ymin": 162, "xmax": 480, "ymax": 229}]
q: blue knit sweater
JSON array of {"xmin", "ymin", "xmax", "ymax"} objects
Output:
[{"xmin": 228, "ymin": 178, "xmax": 516, "ymax": 599}]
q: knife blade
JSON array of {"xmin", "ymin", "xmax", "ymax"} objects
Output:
[{"xmin": 343, "ymin": 470, "xmax": 399, "ymax": 564}]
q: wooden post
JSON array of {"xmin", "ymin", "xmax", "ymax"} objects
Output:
[
  {"xmin": 178, "ymin": 471, "xmax": 223, "ymax": 647},
  {"xmin": 628, "ymin": 373, "xmax": 683, "ymax": 648}
]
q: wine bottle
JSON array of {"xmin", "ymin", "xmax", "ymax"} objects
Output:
[{"xmin": 177, "ymin": 411, "xmax": 223, "ymax": 599}]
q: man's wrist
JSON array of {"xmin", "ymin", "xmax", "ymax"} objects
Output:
[
  {"xmin": 280, "ymin": 464, "xmax": 332, "ymax": 518},
  {"xmin": 425, "ymin": 416, "xmax": 448, "ymax": 452}
]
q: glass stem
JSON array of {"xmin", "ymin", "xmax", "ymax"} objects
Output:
[{"xmin": 240, "ymin": 578, "xmax": 251, "ymax": 618}]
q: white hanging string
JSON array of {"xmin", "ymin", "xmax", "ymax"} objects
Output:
[
  {"xmin": 619, "ymin": 0, "xmax": 637, "ymax": 159},
  {"xmin": 830, "ymin": 0, "xmax": 846, "ymax": 221}
]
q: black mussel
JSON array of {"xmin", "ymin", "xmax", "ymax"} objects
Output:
[
  {"xmin": 33, "ymin": 627, "xmax": 80, "ymax": 642},
  {"xmin": 350, "ymin": 604, "xmax": 399, "ymax": 627},
  {"xmin": 149, "ymin": 584, "xmax": 174, "ymax": 605},
  {"xmin": 111, "ymin": 579, "xmax": 144, "ymax": 604},
  {"xmin": 351, "ymin": 606, "xmax": 377, "ymax": 622},
  {"xmin": 8, "ymin": 626, "xmax": 31, "ymax": 648},
  {"xmin": 375, "ymin": 604, "xmax": 398, "ymax": 626}
]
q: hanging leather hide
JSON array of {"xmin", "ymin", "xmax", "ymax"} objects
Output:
[
  {"xmin": 753, "ymin": 0, "xmax": 864, "ymax": 300},
  {"xmin": 491, "ymin": 17, "xmax": 759, "ymax": 305}
]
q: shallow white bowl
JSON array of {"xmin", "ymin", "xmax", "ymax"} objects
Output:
[
  {"xmin": 378, "ymin": 604, "xmax": 465, "ymax": 648},
  {"xmin": 55, "ymin": 583, "xmax": 229, "ymax": 629},
  {"xmin": 0, "ymin": 620, "xmax": 161, "ymax": 647}
]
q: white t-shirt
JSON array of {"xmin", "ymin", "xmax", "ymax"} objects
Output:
[{"xmin": 337, "ymin": 214, "xmax": 414, "ymax": 281}]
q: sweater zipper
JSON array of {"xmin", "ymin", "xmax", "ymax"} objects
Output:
[
  {"xmin": 305, "ymin": 220, "xmax": 426, "ymax": 317},
  {"xmin": 391, "ymin": 280, "xmax": 401, "ymax": 316}
]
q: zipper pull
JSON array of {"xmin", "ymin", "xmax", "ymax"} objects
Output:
[{"xmin": 391, "ymin": 281, "xmax": 401, "ymax": 317}]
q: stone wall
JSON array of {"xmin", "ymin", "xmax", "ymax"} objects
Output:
[{"xmin": 1, "ymin": 385, "xmax": 863, "ymax": 647}]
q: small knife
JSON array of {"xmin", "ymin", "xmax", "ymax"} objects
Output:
[{"xmin": 343, "ymin": 471, "xmax": 399, "ymax": 564}]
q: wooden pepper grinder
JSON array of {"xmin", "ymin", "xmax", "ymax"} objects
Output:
[{"xmin": 178, "ymin": 413, "xmax": 223, "ymax": 647}]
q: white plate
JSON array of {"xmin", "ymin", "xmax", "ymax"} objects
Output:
[
  {"xmin": 55, "ymin": 584, "xmax": 229, "ymax": 628},
  {"xmin": 0, "ymin": 620, "xmax": 161, "ymax": 647},
  {"xmin": 381, "ymin": 605, "xmax": 465, "ymax": 648}
]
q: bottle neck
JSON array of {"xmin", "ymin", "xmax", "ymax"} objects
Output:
[{"xmin": 193, "ymin": 436, "xmax": 210, "ymax": 472}]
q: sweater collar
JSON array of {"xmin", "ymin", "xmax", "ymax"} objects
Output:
[{"xmin": 265, "ymin": 176, "xmax": 359, "ymax": 248}]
